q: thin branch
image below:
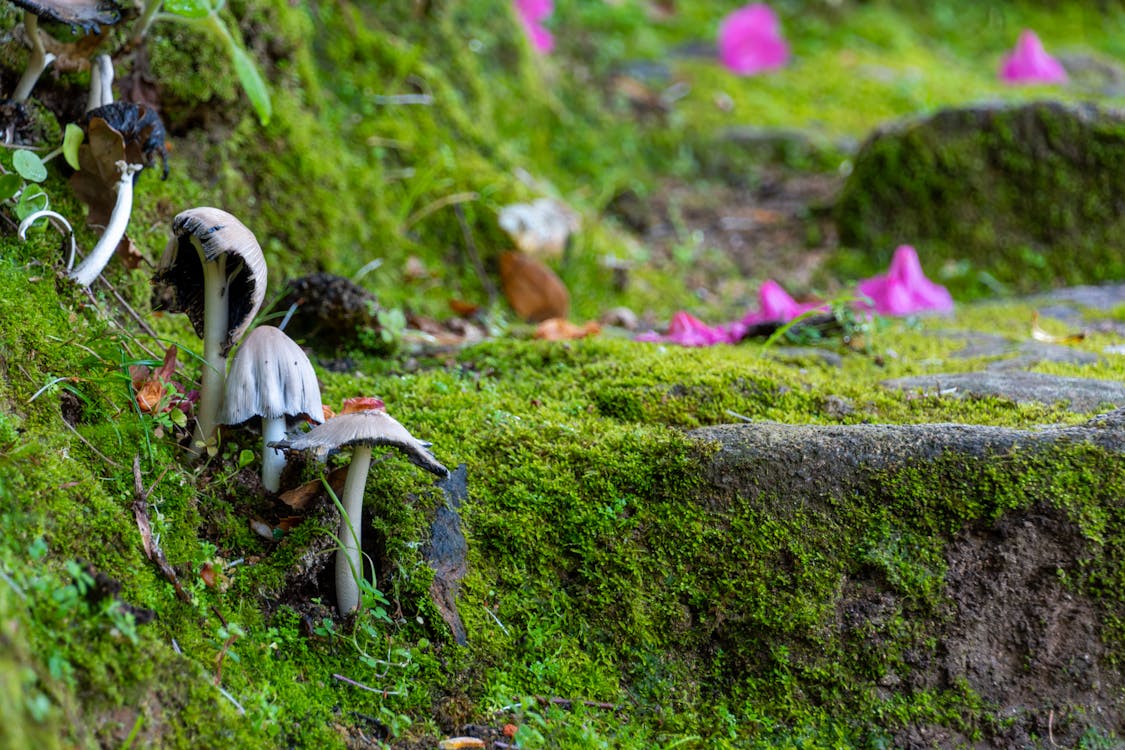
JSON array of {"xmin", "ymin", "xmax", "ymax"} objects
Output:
[
  {"xmin": 403, "ymin": 190, "xmax": 478, "ymax": 230},
  {"xmin": 132, "ymin": 455, "xmax": 191, "ymax": 603},
  {"xmin": 454, "ymin": 203, "xmax": 498, "ymax": 306},
  {"xmin": 332, "ymin": 672, "xmax": 404, "ymax": 697},
  {"xmin": 61, "ymin": 417, "xmax": 121, "ymax": 468}
]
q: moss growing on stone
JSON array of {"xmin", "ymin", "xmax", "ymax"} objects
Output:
[{"xmin": 835, "ymin": 102, "xmax": 1125, "ymax": 298}]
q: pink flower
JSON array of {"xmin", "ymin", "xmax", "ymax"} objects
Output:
[
  {"xmin": 1000, "ymin": 30, "xmax": 1067, "ymax": 85},
  {"xmin": 515, "ymin": 0, "xmax": 554, "ymax": 54},
  {"xmin": 856, "ymin": 245, "xmax": 954, "ymax": 316},
  {"xmin": 636, "ymin": 311, "xmax": 734, "ymax": 347},
  {"xmin": 739, "ymin": 279, "xmax": 825, "ymax": 327},
  {"xmin": 717, "ymin": 3, "xmax": 790, "ymax": 76}
]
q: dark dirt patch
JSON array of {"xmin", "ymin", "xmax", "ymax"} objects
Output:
[
  {"xmin": 897, "ymin": 507, "xmax": 1122, "ymax": 748},
  {"xmin": 608, "ymin": 166, "xmax": 842, "ymax": 308}
]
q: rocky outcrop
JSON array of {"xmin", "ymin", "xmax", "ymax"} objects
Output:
[{"xmin": 835, "ymin": 101, "xmax": 1125, "ymax": 293}]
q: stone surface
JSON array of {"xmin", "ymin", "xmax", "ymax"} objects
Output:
[
  {"xmin": 835, "ymin": 101, "xmax": 1125, "ymax": 292},
  {"xmin": 689, "ymin": 412, "xmax": 1125, "ymax": 748},
  {"xmin": 883, "ymin": 371, "xmax": 1125, "ymax": 412},
  {"xmin": 690, "ymin": 409, "xmax": 1125, "ymax": 505}
]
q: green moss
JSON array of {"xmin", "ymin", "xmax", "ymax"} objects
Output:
[{"xmin": 835, "ymin": 102, "xmax": 1125, "ymax": 297}]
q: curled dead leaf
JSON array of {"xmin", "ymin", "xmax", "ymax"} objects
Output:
[
  {"xmin": 278, "ymin": 466, "xmax": 349, "ymax": 510},
  {"xmin": 499, "ymin": 251, "xmax": 569, "ymax": 323},
  {"xmin": 1031, "ymin": 310, "xmax": 1085, "ymax": 344}
]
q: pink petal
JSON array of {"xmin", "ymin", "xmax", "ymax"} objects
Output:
[
  {"xmin": 718, "ymin": 3, "xmax": 790, "ymax": 76},
  {"xmin": 857, "ymin": 245, "xmax": 953, "ymax": 316},
  {"xmin": 739, "ymin": 279, "xmax": 824, "ymax": 326},
  {"xmin": 515, "ymin": 0, "xmax": 552, "ymax": 23},
  {"xmin": 515, "ymin": 0, "xmax": 554, "ymax": 53},
  {"xmin": 1000, "ymin": 30, "xmax": 1067, "ymax": 85}
]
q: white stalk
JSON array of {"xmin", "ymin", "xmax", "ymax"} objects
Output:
[
  {"xmin": 260, "ymin": 417, "xmax": 287, "ymax": 493},
  {"xmin": 12, "ymin": 13, "xmax": 56, "ymax": 103},
  {"xmin": 68, "ymin": 162, "xmax": 142, "ymax": 287},
  {"xmin": 87, "ymin": 54, "xmax": 114, "ymax": 112},
  {"xmin": 19, "ymin": 210, "xmax": 76, "ymax": 270},
  {"xmin": 335, "ymin": 446, "xmax": 372, "ymax": 614},
  {"xmin": 194, "ymin": 251, "xmax": 229, "ymax": 446}
]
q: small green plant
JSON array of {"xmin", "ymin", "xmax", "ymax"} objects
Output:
[
  {"xmin": 134, "ymin": 0, "xmax": 272, "ymax": 125},
  {"xmin": 1, "ymin": 150, "xmax": 49, "ymax": 222}
]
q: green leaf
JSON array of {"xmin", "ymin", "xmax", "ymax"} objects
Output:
[
  {"xmin": 162, "ymin": 0, "xmax": 212, "ymax": 19},
  {"xmin": 62, "ymin": 124, "xmax": 84, "ymax": 171},
  {"xmin": 14, "ymin": 186, "xmax": 48, "ymax": 221},
  {"xmin": 230, "ymin": 44, "xmax": 272, "ymax": 126},
  {"xmin": 0, "ymin": 173, "xmax": 21, "ymax": 202},
  {"xmin": 12, "ymin": 150, "xmax": 47, "ymax": 183}
]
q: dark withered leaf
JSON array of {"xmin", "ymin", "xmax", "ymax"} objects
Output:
[
  {"xmin": 84, "ymin": 102, "xmax": 168, "ymax": 179},
  {"xmin": 68, "ymin": 103, "xmax": 169, "ymax": 227}
]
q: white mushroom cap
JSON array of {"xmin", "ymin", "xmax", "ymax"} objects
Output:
[
  {"xmin": 153, "ymin": 207, "xmax": 267, "ymax": 356},
  {"xmin": 274, "ymin": 410, "xmax": 448, "ymax": 478},
  {"xmin": 220, "ymin": 326, "xmax": 323, "ymax": 430}
]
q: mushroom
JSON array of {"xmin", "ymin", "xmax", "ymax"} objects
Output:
[
  {"xmin": 272, "ymin": 408, "xmax": 448, "ymax": 614},
  {"xmin": 85, "ymin": 52, "xmax": 113, "ymax": 112},
  {"xmin": 6, "ymin": 0, "xmax": 121, "ymax": 102},
  {"xmin": 152, "ymin": 207, "xmax": 267, "ymax": 445},
  {"xmin": 61, "ymin": 91, "xmax": 169, "ymax": 287},
  {"xmin": 220, "ymin": 325, "xmax": 323, "ymax": 492}
]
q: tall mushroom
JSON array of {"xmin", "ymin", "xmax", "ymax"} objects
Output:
[
  {"xmin": 152, "ymin": 207, "xmax": 266, "ymax": 445},
  {"xmin": 273, "ymin": 408, "xmax": 448, "ymax": 614},
  {"xmin": 220, "ymin": 325, "xmax": 323, "ymax": 492},
  {"xmin": 5, "ymin": 0, "xmax": 121, "ymax": 102}
]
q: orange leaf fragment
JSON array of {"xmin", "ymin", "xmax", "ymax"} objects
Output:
[
  {"xmin": 340, "ymin": 396, "xmax": 386, "ymax": 414},
  {"xmin": 533, "ymin": 318, "xmax": 601, "ymax": 341}
]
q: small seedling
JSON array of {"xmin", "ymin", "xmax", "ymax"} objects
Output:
[{"xmin": 134, "ymin": 0, "xmax": 272, "ymax": 125}]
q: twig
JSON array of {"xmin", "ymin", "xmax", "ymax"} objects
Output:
[
  {"xmin": 484, "ymin": 605, "xmax": 509, "ymax": 635},
  {"xmin": 82, "ymin": 284, "xmax": 161, "ymax": 361},
  {"xmin": 455, "ymin": 203, "xmax": 498, "ymax": 306},
  {"xmin": 404, "ymin": 190, "xmax": 478, "ymax": 230},
  {"xmin": 132, "ymin": 455, "xmax": 191, "ymax": 603},
  {"xmin": 332, "ymin": 672, "xmax": 404, "ymax": 697},
  {"xmin": 535, "ymin": 695, "xmax": 622, "ymax": 713},
  {"xmin": 371, "ymin": 93, "xmax": 433, "ymax": 105},
  {"xmin": 61, "ymin": 417, "xmax": 122, "ymax": 468},
  {"xmin": 0, "ymin": 569, "xmax": 27, "ymax": 599},
  {"xmin": 216, "ymin": 684, "xmax": 245, "ymax": 716},
  {"xmin": 213, "ymin": 630, "xmax": 239, "ymax": 686},
  {"xmin": 725, "ymin": 409, "xmax": 753, "ymax": 423}
]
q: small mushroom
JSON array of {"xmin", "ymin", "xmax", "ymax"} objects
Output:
[
  {"xmin": 62, "ymin": 90, "xmax": 169, "ymax": 287},
  {"xmin": 220, "ymin": 325, "xmax": 323, "ymax": 492},
  {"xmin": 6, "ymin": 0, "xmax": 121, "ymax": 102},
  {"xmin": 273, "ymin": 409, "xmax": 448, "ymax": 614},
  {"xmin": 152, "ymin": 207, "xmax": 267, "ymax": 445}
]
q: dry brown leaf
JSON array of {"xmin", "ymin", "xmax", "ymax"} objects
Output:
[
  {"xmin": 278, "ymin": 466, "xmax": 349, "ymax": 510},
  {"xmin": 534, "ymin": 318, "xmax": 601, "ymax": 341},
  {"xmin": 499, "ymin": 251, "xmax": 570, "ymax": 323},
  {"xmin": 449, "ymin": 298, "xmax": 480, "ymax": 317}
]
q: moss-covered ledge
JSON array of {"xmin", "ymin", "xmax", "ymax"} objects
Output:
[{"xmin": 686, "ymin": 412, "xmax": 1125, "ymax": 746}]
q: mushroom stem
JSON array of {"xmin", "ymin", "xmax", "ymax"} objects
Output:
[
  {"xmin": 68, "ymin": 161, "xmax": 142, "ymax": 287},
  {"xmin": 12, "ymin": 13, "xmax": 56, "ymax": 103},
  {"xmin": 194, "ymin": 251, "xmax": 230, "ymax": 445},
  {"xmin": 260, "ymin": 417, "xmax": 287, "ymax": 493},
  {"xmin": 86, "ymin": 54, "xmax": 114, "ymax": 112},
  {"xmin": 335, "ymin": 445, "xmax": 373, "ymax": 614}
]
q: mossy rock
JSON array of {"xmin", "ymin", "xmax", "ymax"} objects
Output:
[{"xmin": 834, "ymin": 101, "xmax": 1125, "ymax": 295}]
